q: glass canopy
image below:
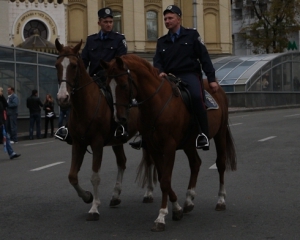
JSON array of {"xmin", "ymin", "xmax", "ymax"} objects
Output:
[{"xmin": 208, "ymin": 52, "xmax": 300, "ymax": 93}]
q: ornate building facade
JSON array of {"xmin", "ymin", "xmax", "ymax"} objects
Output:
[{"xmin": 0, "ymin": 0, "xmax": 232, "ymax": 55}]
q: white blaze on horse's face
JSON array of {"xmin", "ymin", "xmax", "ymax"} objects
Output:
[
  {"xmin": 109, "ymin": 78, "xmax": 118, "ymax": 121},
  {"xmin": 57, "ymin": 57, "xmax": 70, "ymax": 104}
]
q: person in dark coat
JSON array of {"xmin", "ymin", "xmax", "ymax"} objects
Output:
[
  {"xmin": 43, "ymin": 94, "xmax": 55, "ymax": 138},
  {"xmin": 26, "ymin": 89, "xmax": 43, "ymax": 140},
  {"xmin": 0, "ymin": 87, "xmax": 21, "ymax": 159}
]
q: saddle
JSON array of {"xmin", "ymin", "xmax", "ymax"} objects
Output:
[{"xmin": 166, "ymin": 74, "xmax": 219, "ymax": 112}]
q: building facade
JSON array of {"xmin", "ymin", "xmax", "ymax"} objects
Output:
[
  {"xmin": 231, "ymin": 0, "xmax": 300, "ymax": 56},
  {"xmin": 0, "ymin": 0, "xmax": 232, "ymax": 56}
]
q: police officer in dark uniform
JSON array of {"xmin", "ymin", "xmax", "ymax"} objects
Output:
[
  {"xmin": 82, "ymin": 7, "xmax": 127, "ymax": 77},
  {"xmin": 55, "ymin": 7, "xmax": 127, "ymax": 142},
  {"xmin": 153, "ymin": 5, "xmax": 219, "ymax": 150}
]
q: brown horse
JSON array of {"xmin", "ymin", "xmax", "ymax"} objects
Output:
[
  {"xmin": 101, "ymin": 54, "xmax": 237, "ymax": 231},
  {"xmin": 55, "ymin": 40, "xmax": 156, "ymax": 221}
]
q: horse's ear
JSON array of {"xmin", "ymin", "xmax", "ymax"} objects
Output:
[
  {"xmin": 55, "ymin": 38, "xmax": 63, "ymax": 52},
  {"xmin": 72, "ymin": 40, "xmax": 82, "ymax": 54},
  {"xmin": 115, "ymin": 57, "xmax": 125, "ymax": 69}
]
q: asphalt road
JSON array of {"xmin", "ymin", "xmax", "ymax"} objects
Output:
[{"xmin": 0, "ymin": 108, "xmax": 300, "ymax": 240}]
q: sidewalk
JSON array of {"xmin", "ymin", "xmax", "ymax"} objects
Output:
[{"xmin": 12, "ymin": 104, "xmax": 300, "ymax": 142}]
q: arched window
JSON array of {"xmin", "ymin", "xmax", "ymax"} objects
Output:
[
  {"xmin": 113, "ymin": 11, "xmax": 122, "ymax": 33},
  {"xmin": 146, "ymin": 11, "xmax": 158, "ymax": 41},
  {"xmin": 23, "ymin": 20, "xmax": 48, "ymax": 39}
]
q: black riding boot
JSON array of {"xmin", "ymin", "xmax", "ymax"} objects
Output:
[{"xmin": 196, "ymin": 111, "xmax": 210, "ymax": 150}]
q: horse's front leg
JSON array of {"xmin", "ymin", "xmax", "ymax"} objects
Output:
[
  {"xmin": 151, "ymin": 148, "xmax": 180, "ymax": 232},
  {"xmin": 86, "ymin": 142, "xmax": 104, "ymax": 221},
  {"xmin": 183, "ymin": 148, "xmax": 201, "ymax": 213},
  {"xmin": 109, "ymin": 145, "xmax": 126, "ymax": 207},
  {"xmin": 68, "ymin": 143, "xmax": 94, "ymax": 204}
]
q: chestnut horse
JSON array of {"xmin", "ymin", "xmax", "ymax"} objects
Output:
[
  {"xmin": 101, "ymin": 54, "xmax": 237, "ymax": 231},
  {"xmin": 55, "ymin": 40, "xmax": 156, "ymax": 221}
]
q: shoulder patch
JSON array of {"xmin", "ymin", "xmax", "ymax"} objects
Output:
[
  {"xmin": 198, "ymin": 36, "xmax": 205, "ymax": 45},
  {"xmin": 122, "ymin": 39, "xmax": 127, "ymax": 48}
]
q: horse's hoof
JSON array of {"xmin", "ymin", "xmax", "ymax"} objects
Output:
[
  {"xmin": 172, "ymin": 209, "xmax": 183, "ymax": 221},
  {"xmin": 86, "ymin": 212, "xmax": 99, "ymax": 221},
  {"xmin": 83, "ymin": 191, "xmax": 93, "ymax": 204},
  {"xmin": 183, "ymin": 204, "xmax": 194, "ymax": 213},
  {"xmin": 215, "ymin": 203, "xmax": 226, "ymax": 211},
  {"xmin": 143, "ymin": 196, "xmax": 154, "ymax": 203},
  {"xmin": 110, "ymin": 198, "xmax": 121, "ymax": 207},
  {"xmin": 151, "ymin": 222, "xmax": 165, "ymax": 232}
]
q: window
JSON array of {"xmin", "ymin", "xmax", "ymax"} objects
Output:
[
  {"xmin": 146, "ymin": 11, "xmax": 158, "ymax": 41},
  {"xmin": 23, "ymin": 20, "xmax": 48, "ymax": 40},
  {"xmin": 113, "ymin": 11, "xmax": 122, "ymax": 33}
]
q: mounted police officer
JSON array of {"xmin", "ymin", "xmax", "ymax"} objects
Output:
[
  {"xmin": 154, "ymin": 5, "xmax": 218, "ymax": 150},
  {"xmin": 82, "ymin": 7, "xmax": 127, "ymax": 77},
  {"xmin": 55, "ymin": 7, "xmax": 127, "ymax": 143}
]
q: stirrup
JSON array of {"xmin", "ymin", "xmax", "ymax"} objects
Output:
[
  {"xmin": 54, "ymin": 126, "xmax": 68, "ymax": 141},
  {"xmin": 114, "ymin": 124, "xmax": 129, "ymax": 142},
  {"xmin": 196, "ymin": 133, "xmax": 209, "ymax": 150}
]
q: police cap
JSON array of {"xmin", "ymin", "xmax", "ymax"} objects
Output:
[
  {"xmin": 163, "ymin": 5, "xmax": 182, "ymax": 17},
  {"xmin": 98, "ymin": 7, "xmax": 113, "ymax": 19}
]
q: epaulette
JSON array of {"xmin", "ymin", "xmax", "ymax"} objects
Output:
[
  {"xmin": 186, "ymin": 27, "xmax": 197, "ymax": 30},
  {"xmin": 116, "ymin": 32, "xmax": 125, "ymax": 36}
]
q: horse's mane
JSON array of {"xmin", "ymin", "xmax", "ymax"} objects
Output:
[{"xmin": 121, "ymin": 54, "xmax": 160, "ymax": 79}]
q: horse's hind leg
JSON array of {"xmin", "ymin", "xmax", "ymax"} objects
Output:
[
  {"xmin": 182, "ymin": 147, "xmax": 201, "ymax": 213},
  {"xmin": 214, "ymin": 133, "xmax": 227, "ymax": 211},
  {"xmin": 109, "ymin": 144, "xmax": 126, "ymax": 207}
]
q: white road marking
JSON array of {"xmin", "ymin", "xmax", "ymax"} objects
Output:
[
  {"xmin": 209, "ymin": 163, "xmax": 217, "ymax": 169},
  {"xmin": 30, "ymin": 162, "xmax": 65, "ymax": 171},
  {"xmin": 24, "ymin": 141, "xmax": 55, "ymax": 146},
  {"xmin": 284, "ymin": 114, "xmax": 300, "ymax": 118},
  {"xmin": 258, "ymin": 136, "xmax": 276, "ymax": 142},
  {"xmin": 229, "ymin": 123, "xmax": 242, "ymax": 126},
  {"xmin": 230, "ymin": 115, "xmax": 249, "ymax": 118}
]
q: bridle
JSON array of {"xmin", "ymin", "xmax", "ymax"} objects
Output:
[
  {"xmin": 108, "ymin": 65, "xmax": 166, "ymax": 110},
  {"xmin": 56, "ymin": 54, "xmax": 95, "ymax": 94}
]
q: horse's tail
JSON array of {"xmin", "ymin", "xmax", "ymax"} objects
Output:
[
  {"xmin": 135, "ymin": 149, "xmax": 157, "ymax": 188},
  {"xmin": 225, "ymin": 124, "xmax": 237, "ymax": 171}
]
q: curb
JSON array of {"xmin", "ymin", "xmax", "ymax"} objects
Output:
[{"xmin": 10, "ymin": 105, "xmax": 300, "ymax": 142}]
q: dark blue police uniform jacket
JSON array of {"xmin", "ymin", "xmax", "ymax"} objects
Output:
[
  {"xmin": 81, "ymin": 31, "xmax": 127, "ymax": 76},
  {"xmin": 153, "ymin": 26, "xmax": 215, "ymax": 83}
]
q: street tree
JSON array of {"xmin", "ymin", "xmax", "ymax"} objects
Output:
[{"xmin": 240, "ymin": 0, "xmax": 300, "ymax": 53}]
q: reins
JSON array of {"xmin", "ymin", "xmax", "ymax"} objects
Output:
[{"xmin": 108, "ymin": 67, "xmax": 166, "ymax": 109}]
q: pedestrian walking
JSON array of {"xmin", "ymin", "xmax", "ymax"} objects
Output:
[
  {"xmin": 0, "ymin": 87, "xmax": 21, "ymax": 160},
  {"xmin": 7, "ymin": 86, "xmax": 19, "ymax": 144}
]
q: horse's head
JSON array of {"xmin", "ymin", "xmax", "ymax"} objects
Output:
[
  {"xmin": 55, "ymin": 38, "xmax": 82, "ymax": 108},
  {"xmin": 101, "ymin": 56, "xmax": 137, "ymax": 125}
]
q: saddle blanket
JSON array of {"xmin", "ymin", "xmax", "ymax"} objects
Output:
[{"xmin": 205, "ymin": 90, "xmax": 219, "ymax": 110}]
